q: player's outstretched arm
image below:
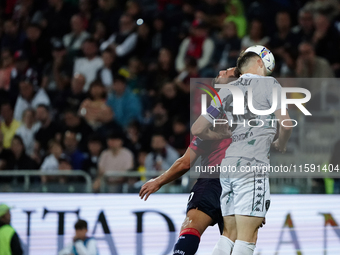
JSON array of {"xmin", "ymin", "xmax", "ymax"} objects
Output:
[
  {"xmin": 139, "ymin": 148, "xmax": 198, "ymax": 201},
  {"xmin": 272, "ymin": 109, "xmax": 293, "ymax": 153}
]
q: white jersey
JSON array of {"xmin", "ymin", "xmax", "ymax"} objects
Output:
[{"xmin": 204, "ymin": 73, "xmax": 283, "ymax": 163}]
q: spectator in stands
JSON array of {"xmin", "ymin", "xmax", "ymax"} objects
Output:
[
  {"xmin": 59, "ymin": 219, "xmax": 98, "ymax": 255},
  {"xmin": 296, "ymin": 42, "xmax": 334, "ymax": 78},
  {"xmin": 93, "ymin": 132, "xmax": 134, "ymax": 192},
  {"xmin": 147, "ymin": 48, "xmax": 177, "ymax": 94},
  {"xmin": 9, "ymin": 51, "xmax": 38, "ymax": 101},
  {"xmin": 175, "ymin": 57, "xmax": 200, "ymax": 94},
  {"xmin": 0, "ymin": 130, "xmax": 13, "ymax": 170},
  {"xmin": 63, "ymin": 130, "xmax": 85, "ymax": 170},
  {"xmin": 78, "ymin": 0, "xmax": 94, "ymax": 31},
  {"xmin": 0, "ymin": 49, "xmax": 14, "ymax": 92},
  {"xmin": 0, "ymin": 204, "xmax": 23, "ymax": 255},
  {"xmin": 168, "ymin": 116, "xmax": 190, "ymax": 156},
  {"xmin": 92, "ymin": 0, "xmax": 122, "ymax": 35},
  {"xmin": 40, "ymin": 140, "xmax": 63, "ymax": 183},
  {"xmin": 35, "ymin": 104, "xmax": 62, "ymax": 153},
  {"xmin": 96, "ymin": 48, "xmax": 116, "ymax": 89},
  {"xmin": 123, "ymin": 57, "xmax": 147, "ymax": 93},
  {"xmin": 213, "ymin": 21, "xmax": 241, "ymax": 71},
  {"xmin": 241, "ymin": 19, "xmax": 269, "ymax": 50},
  {"xmin": 41, "ymin": 0, "xmax": 77, "ymax": 38},
  {"xmin": 54, "ymin": 73, "xmax": 86, "ymax": 114},
  {"xmin": 160, "ymin": 81, "xmax": 186, "ymax": 119},
  {"xmin": 22, "ymin": 23, "xmax": 51, "ymax": 73},
  {"xmin": 146, "ymin": 101, "xmax": 173, "ymax": 140},
  {"xmin": 15, "ymin": 108, "xmax": 40, "ymax": 156},
  {"xmin": 312, "ymin": 12, "xmax": 340, "ymax": 75},
  {"xmin": 1, "ymin": 20, "xmax": 25, "ymax": 52},
  {"xmin": 0, "ymin": 101, "xmax": 20, "ymax": 149},
  {"xmin": 73, "ymin": 38, "xmax": 104, "ymax": 92},
  {"xmin": 82, "ymin": 135, "xmax": 104, "ymax": 180},
  {"xmin": 100, "ymin": 14, "xmax": 138, "ymax": 65},
  {"xmin": 63, "ymin": 14, "xmax": 90, "ymax": 56},
  {"xmin": 79, "ymin": 81, "xmax": 113, "ymax": 130},
  {"xmin": 62, "ymin": 109, "xmax": 93, "ymax": 151},
  {"xmin": 291, "ymin": 8, "xmax": 314, "ymax": 48},
  {"xmin": 10, "ymin": 135, "xmax": 38, "ymax": 170},
  {"xmin": 41, "ymin": 40, "xmax": 73, "ymax": 92},
  {"xmin": 13, "ymin": 79, "xmax": 50, "ymax": 121},
  {"xmin": 144, "ymin": 133, "xmax": 179, "ymax": 172},
  {"xmin": 107, "ymin": 75, "xmax": 142, "ymax": 129},
  {"xmin": 58, "ymin": 154, "xmax": 74, "ymax": 184},
  {"xmin": 175, "ymin": 20, "xmax": 214, "ymax": 72},
  {"xmin": 268, "ymin": 11, "xmax": 294, "ymax": 76},
  {"xmin": 92, "ymin": 20, "xmax": 109, "ymax": 45}
]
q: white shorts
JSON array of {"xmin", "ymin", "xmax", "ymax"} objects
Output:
[{"xmin": 220, "ymin": 157, "xmax": 270, "ymax": 217}]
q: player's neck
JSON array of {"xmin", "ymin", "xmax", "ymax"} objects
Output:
[{"xmin": 242, "ymin": 66, "xmax": 265, "ymax": 76}]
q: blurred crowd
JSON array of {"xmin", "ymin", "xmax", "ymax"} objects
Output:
[{"xmin": 0, "ymin": 0, "xmax": 339, "ymax": 192}]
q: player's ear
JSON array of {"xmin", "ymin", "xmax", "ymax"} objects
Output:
[{"xmin": 257, "ymin": 58, "xmax": 264, "ymax": 68}]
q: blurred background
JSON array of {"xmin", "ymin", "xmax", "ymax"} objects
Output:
[{"xmin": 0, "ymin": 0, "xmax": 340, "ymax": 195}]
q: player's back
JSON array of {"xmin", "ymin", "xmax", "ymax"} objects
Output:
[{"xmin": 217, "ymin": 73, "xmax": 283, "ymax": 163}]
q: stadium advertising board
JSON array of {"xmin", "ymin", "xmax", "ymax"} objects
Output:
[{"xmin": 2, "ymin": 194, "xmax": 340, "ymax": 255}]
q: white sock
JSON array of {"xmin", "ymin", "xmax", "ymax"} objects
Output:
[
  {"xmin": 211, "ymin": 235, "xmax": 235, "ymax": 255},
  {"xmin": 231, "ymin": 240, "xmax": 255, "ymax": 255}
]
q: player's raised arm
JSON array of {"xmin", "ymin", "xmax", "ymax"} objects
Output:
[
  {"xmin": 139, "ymin": 147, "xmax": 198, "ymax": 201},
  {"xmin": 272, "ymin": 109, "xmax": 293, "ymax": 153}
]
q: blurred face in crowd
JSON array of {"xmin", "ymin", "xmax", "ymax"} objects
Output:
[
  {"xmin": 51, "ymin": 143, "xmax": 63, "ymax": 157},
  {"xmin": 11, "ymin": 137, "xmax": 24, "ymax": 158},
  {"xmin": 162, "ymin": 82, "xmax": 176, "ymax": 99},
  {"xmin": 35, "ymin": 106, "xmax": 50, "ymax": 124},
  {"xmin": 22, "ymin": 109, "xmax": 35, "ymax": 126},
  {"xmin": 52, "ymin": 47, "xmax": 66, "ymax": 59},
  {"xmin": 153, "ymin": 18, "xmax": 164, "ymax": 31},
  {"xmin": 49, "ymin": 0, "xmax": 61, "ymax": 7},
  {"xmin": 64, "ymin": 131, "xmax": 78, "ymax": 152},
  {"xmin": 64, "ymin": 112, "xmax": 80, "ymax": 128},
  {"xmin": 107, "ymin": 137, "xmax": 123, "ymax": 151},
  {"xmin": 158, "ymin": 48, "xmax": 172, "ymax": 65},
  {"xmin": 119, "ymin": 15, "xmax": 135, "ymax": 34},
  {"xmin": 249, "ymin": 20, "xmax": 263, "ymax": 40},
  {"xmin": 79, "ymin": 0, "xmax": 91, "ymax": 12},
  {"xmin": 113, "ymin": 79, "xmax": 126, "ymax": 96},
  {"xmin": 90, "ymin": 83, "xmax": 105, "ymax": 100},
  {"xmin": 82, "ymin": 41, "xmax": 98, "ymax": 58},
  {"xmin": 71, "ymin": 15, "xmax": 84, "ymax": 34},
  {"xmin": 1, "ymin": 104, "xmax": 13, "ymax": 123},
  {"xmin": 71, "ymin": 74, "xmax": 86, "ymax": 94},
  {"xmin": 137, "ymin": 23, "xmax": 149, "ymax": 38},
  {"xmin": 126, "ymin": 1, "xmax": 140, "ymax": 16},
  {"xmin": 138, "ymin": 151, "xmax": 147, "ymax": 166},
  {"xmin": 88, "ymin": 140, "xmax": 102, "ymax": 156},
  {"xmin": 276, "ymin": 12, "xmax": 291, "ymax": 31},
  {"xmin": 26, "ymin": 26, "xmax": 41, "ymax": 42},
  {"xmin": 4, "ymin": 20, "xmax": 18, "ymax": 35},
  {"xmin": 173, "ymin": 121, "xmax": 186, "ymax": 134},
  {"xmin": 152, "ymin": 103, "xmax": 167, "ymax": 118},
  {"xmin": 15, "ymin": 59, "xmax": 29, "ymax": 72},
  {"xmin": 59, "ymin": 160, "xmax": 72, "ymax": 170},
  {"xmin": 299, "ymin": 11, "xmax": 314, "ymax": 32},
  {"xmin": 19, "ymin": 81, "xmax": 34, "ymax": 100},
  {"xmin": 102, "ymin": 51, "xmax": 115, "ymax": 67},
  {"xmin": 314, "ymin": 14, "xmax": 330, "ymax": 32},
  {"xmin": 75, "ymin": 228, "xmax": 87, "ymax": 239},
  {"xmin": 222, "ymin": 21, "xmax": 237, "ymax": 38},
  {"xmin": 299, "ymin": 42, "xmax": 315, "ymax": 62},
  {"xmin": 151, "ymin": 135, "xmax": 166, "ymax": 151},
  {"xmin": 193, "ymin": 27, "xmax": 208, "ymax": 38},
  {"xmin": 1, "ymin": 50, "xmax": 14, "ymax": 68},
  {"xmin": 0, "ymin": 210, "xmax": 11, "ymax": 225},
  {"xmin": 128, "ymin": 58, "xmax": 140, "ymax": 75}
]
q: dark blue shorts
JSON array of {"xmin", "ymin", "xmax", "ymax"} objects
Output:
[{"xmin": 186, "ymin": 178, "xmax": 224, "ymax": 234}]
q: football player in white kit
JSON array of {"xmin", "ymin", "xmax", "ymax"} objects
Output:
[{"xmin": 191, "ymin": 50, "xmax": 293, "ymax": 255}]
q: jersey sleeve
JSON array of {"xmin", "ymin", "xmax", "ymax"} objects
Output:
[{"xmin": 189, "ymin": 136, "xmax": 213, "ymax": 156}]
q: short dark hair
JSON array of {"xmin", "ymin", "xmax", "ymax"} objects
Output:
[
  {"xmin": 83, "ymin": 37, "xmax": 98, "ymax": 47},
  {"xmin": 36, "ymin": 104, "xmax": 50, "ymax": 112},
  {"xmin": 234, "ymin": 51, "xmax": 260, "ymax": 77},
  {"xmin": 114, "ymin": 74, "xmax": 127, "ymax": 84},
  {"xmin": 74, "ymin": 219, "xmax": 87, "ymax": 230}
]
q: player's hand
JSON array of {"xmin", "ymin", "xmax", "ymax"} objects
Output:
[
  {"xmin": 139, "ymin": 178, "xmax": 161, "ymax": 201},
  {"xmin": 272, "ymin": 139, "xmax": 286, "ymax": 153}
]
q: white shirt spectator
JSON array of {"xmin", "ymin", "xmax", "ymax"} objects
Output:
[
  {"xmin": 73, "ymin": 57, "xmax": 104, "ymax": 92},
  {"xmin": 14, "ymin": 88, "xmax": 50, "ymax": 121},
  {"xmin": 175, "ymin": 37, "xmax": 215, "ymax": 72},
  {"xmin": 63, "ymin": 31, "xmax": 90, "ymax": 51},
  {"xmin": 16, "ymin": 122, "xmax": 41, "ymax": 156},
  {"xmin": 40, "ymin": 154, "xmax": 59, "ymax": 172},
  {"xmin": 58, "ymin": 238, "xmax": 98, "ymax": 255},
  {"xmin": 100, "ymin": 33, "xmax": 138, "ymax": 57}
]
